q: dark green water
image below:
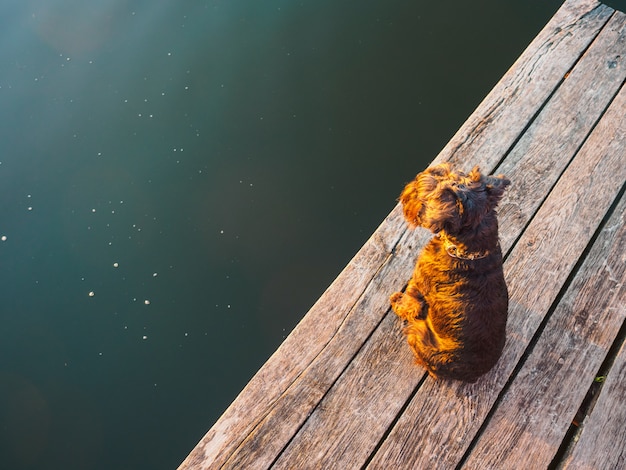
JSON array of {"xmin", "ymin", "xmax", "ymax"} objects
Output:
[{"xmin": 1, "ymin": 1, "xmax": 562, "ymax": 468}]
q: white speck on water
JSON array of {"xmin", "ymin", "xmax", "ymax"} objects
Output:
[
  {"xmin": 152, "ymin": 272, "xmax": 157, "ymax": 277},
  {"xmin": 113, "ymin": 262, "xmax": 119, "ymax": 268},
  {"xmin": 91, "ymin": 208, "xmax": 96, "ymax": 213},
  {"xmin": 27, "ymin": 206, "xmax": 33, "ymax": 211},
  {"xmin": 88, "ymin": 291, "xmax": 95, "ymax": 297},
  {"xmin": 144, "ymin": 299, "xmax": 150, "ymax": 305},
  {"xmin": 1, "ymin": 235, "xmax": 6, "ymax": 241},
  {"xmin": 142, "ymin": 335, "xmax": 148, "ymax": 340}
]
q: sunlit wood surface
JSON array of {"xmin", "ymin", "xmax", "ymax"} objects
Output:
[{"xmin": 180, "ymin": 1, "xmax": 626, "ymax": 468}]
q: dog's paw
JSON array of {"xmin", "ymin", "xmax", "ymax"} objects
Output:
[
  {"xmin": 389, "ymin": 292, "xmax": 404, "ymax": 305},
  {"xmin": 389, "ymin": 292, "xmax": 406, "ymax": 318},
  {"xmin": 390, "ymin": 292, "xmax": 417, "ymax": 321}
]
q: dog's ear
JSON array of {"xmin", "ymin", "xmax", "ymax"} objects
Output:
[
  {"xmin": 398, "ymin": 180, "xmax": 422, "ymax": 227},
  {"xmin": 485, "ymin": 174, "xmax": 510, "ymax": 208},
  {"xmin": 399, "ymin": 166, "xmax": 449, "ymax": 227},
  {"xmin": 468, "ymin": 166, "xmax": 482, "ymax": 182}
]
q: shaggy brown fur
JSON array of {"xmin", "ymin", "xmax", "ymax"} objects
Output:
[{"xmin": 390, "ymin": 163, "xmax": 510, "ymax": 382}]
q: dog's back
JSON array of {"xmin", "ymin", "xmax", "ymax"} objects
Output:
[
  {"xmin": 417, "ymin": 239, "xmax": 508, "ymax": 382},
  {"xmin": 390, "ymin": 164, "xmax": 510, "ymax": 382}
]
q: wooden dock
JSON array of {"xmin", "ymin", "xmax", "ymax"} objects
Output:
[{"xmin": 180, "ymin": 0, "xmax": 626, "ymax": 468}]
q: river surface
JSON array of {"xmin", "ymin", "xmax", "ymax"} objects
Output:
[{"xmin": 0, "ymin": 1, "xmax": 562, "ymax": 468}]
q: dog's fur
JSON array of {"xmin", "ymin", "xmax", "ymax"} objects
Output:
[{"xmin": 390, "ymin": 163, "xmax": 510, "ymax": 382}]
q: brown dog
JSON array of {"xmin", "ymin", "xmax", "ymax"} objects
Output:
[{"xmin": 390, "ymin": 163, "xmax": 510, "ymax": 382}]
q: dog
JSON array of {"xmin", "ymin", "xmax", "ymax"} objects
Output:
[{"xmin": 390, "ymin": 163, "xmax": 510, "ymax": 382}]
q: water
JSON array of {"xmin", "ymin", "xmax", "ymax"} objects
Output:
[{"xmin": 0, "ymin": 1, "xmax": 562, "ymax": 468}]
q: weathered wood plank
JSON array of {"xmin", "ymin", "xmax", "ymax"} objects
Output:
[
  {"xmin": 219, "ymin": 226, "xmax": 423, "ymax": 469},
  {"xmin": 563, "ymin": 331, "xmax": 626, "ymax": 469},
  {"xmin": 365, "ymin": 81, "xmax": 626, "ymax": 469},
  {"xmin": 271, "ymin": 308, "xmax": 418, "ymax": 469},
  {"xmin": 461, "ymin": 193, "xmax": 626, "ymax": 468},
  {"xmin": 497, "ymin": 9, "xmax": 626, "ymax": 251},
  {"xmin": 178, "ymin": 204, "xmax": 410, "ymax": 469},
  {"xmin": 178, "ymin": 1, "xmax": 616, "ymax": 468},
  {"xmin": 269, "ymin": 15, "xmax": 626, "ymax": 469},
  {"xmin": 432, "ymin": 0, "xmax": 612, "ymax": 171}
]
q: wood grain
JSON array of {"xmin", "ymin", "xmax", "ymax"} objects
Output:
[
  {"xmin": 366, "ymin": 81, "xmax": 626, "ymax": 469},
  {"xmin": 220, "ymin": 226, "xmax": 424, "ymax": 469},
  {"xmin": 563, "ymin": 333, "xmax": 626, "ymax": 469},
  {"xmin": 178, "ymin": 204, "xmax": 411, "ymax": 469},
  {"xmin": 497, "ymin": 9, "xmax": 626, "ymax": 251},
  {"xmin": 431, "ymin": 0, "xmax": 612, "ymax": 172},
  {"xmin": 461, "ymin": 194, "xmax": 626, "ymax": 468}
]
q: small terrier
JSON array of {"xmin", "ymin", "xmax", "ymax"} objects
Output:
[{"xmin": 390, "ymin": 163, "xmax": 510, "ymax": 382}]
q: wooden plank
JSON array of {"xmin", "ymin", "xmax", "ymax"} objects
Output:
[
  {"xmin": 271, "ymin": 310, "xmax": 417, "ymax": 469},
  {"xmin": 218, "ymin": 226, "xmax": 424, "ymax": 469},
  {"xmin": 461, "ymin": 193, "xmax": 626, "ymax": 468},
  {"xmin": 269, "ymin": 16, "xmax": 626, "ymax": 470},
  {"xmin": 178, "ymin": 204, "xmax": 413, "ymax": 469},
  {"xmin": 365, "ymin": 82, "xmax": 626, "ymax": 469},
  {"xmin": 563, "ymin": 335, "xmax": 626, "ymax": 469},
  {"xmin": 432, "ymin": 0, "xmax": 612, "ymax": 171},
  {"xmin": 497, "ymin": 9, "xmax": 626, "ymax": 251},
  {"xmin": 178, "ymin": 1, "xmax": 614, "ymax": 467}
]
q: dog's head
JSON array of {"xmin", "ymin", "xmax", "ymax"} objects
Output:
[{"xmin": 399, "ymin": 163, "xmax": 510, "ymax": 234}]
